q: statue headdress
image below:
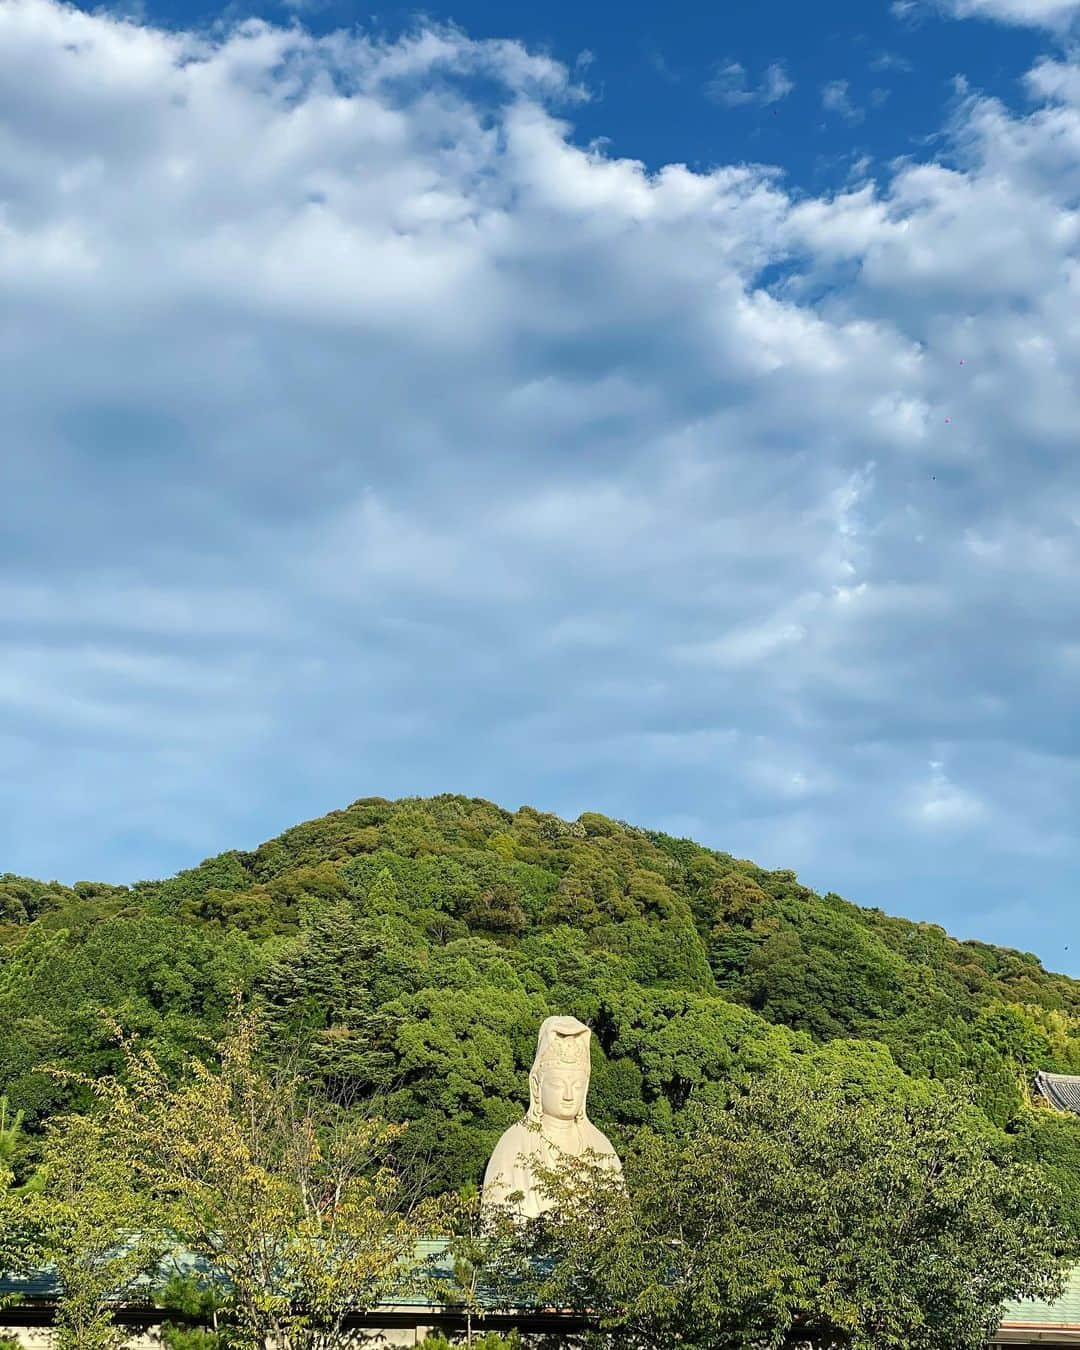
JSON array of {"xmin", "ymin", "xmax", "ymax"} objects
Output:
[{"xmin": 527, "ymin": 1015, "xmax": 591, "ymax": 1123}]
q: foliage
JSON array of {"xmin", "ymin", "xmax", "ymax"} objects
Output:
[
  {"xmin": 419, "ymin": 1334, "xmax": 522, "ymax": 1350},
  {"xmin": 0, "ymin": 1097, "xmax": 35, "ymax": 1316},
  {"xmin": 421, "ymin": 1191, "xmax": 534, "ymax": 1348},
  {"xmin": 0, "ymin": 1099, "xmax": 23, "ymax": 1175},
  {"xmin": 1009, "ymin": 1107, "xmax": 1080, "ymax": 1238},
  {"xmin": 4, "ymin": 792, "xmax": 1080, "ymax": 1229},
  {"xmin": 529, "ymin": 1075, "xmax": 1075, "ymax": 1350},
  {"xmin": 158, "ymin": 1329, "xmax": 227, "ymax": 1350},
  {"xmin": 154, "ymin": 1270, "xmax": 231, "ymax": 1349},
  {"xmin": 93, "ymin": 1004, "xmax": 439, "ymax": 1350},
  {"xmin": 21, "ymin": 1112, "xmax": 167, "ymax": 1350}
]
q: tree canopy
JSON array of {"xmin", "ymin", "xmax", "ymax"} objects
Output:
[
  {"xmin": 529, "ymin": 1076, "xmax": 1072, "ymax": 1350},
  {"xmin": 2, "ymin": 793, "xmax": 1080, "ymax": 1234}
]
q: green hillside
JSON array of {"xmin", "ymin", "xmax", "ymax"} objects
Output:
[{"xmin": 2, "ymin": 794, "xmax": 1080, "ymax": 1219}]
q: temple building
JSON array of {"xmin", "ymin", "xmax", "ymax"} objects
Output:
[
  {"xmin": 3, "ymin": 1252, "xmax": 1080, "ymax": 1347},
  {"xmin": 1035, "ymin": 1071, "xmax": 1080, "ymax": 1115}
]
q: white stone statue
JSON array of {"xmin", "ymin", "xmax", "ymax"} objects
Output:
[{"xmin": 481, "ymin": 1015, "xmax": 624, "ymax": 1219}]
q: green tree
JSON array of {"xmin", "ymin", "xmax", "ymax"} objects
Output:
[
  {"xmin": 23, "ymin": 1112, "xmax": 167, "ymax": 1350},
  {"xmin": 96, "ymin": 1006, "xmax": 440, "ymax": 1350},
  {"xmin": 1010, "ymin": 1107, "xmax": 1080, "ymax": 1240},
  {"xmin": 154, "ymin": 1269, "xmax": 230, "ymax": 1350},
  {"xmin": 366, "ymin": 869, "xmax": 404, "ymax": 917},
  {"xmin": 462, "ymin": 887, "xmax": 527, "ymax": 939},
  {"xmin": 10, "ymin": 792, "xmax": 1080, "ymax": 1231},
  {"xmin": 423, "ymin": 1191, "xmax": 531, "ymax": 1348},
  {"xmin": 532, "ymin": 1074, "xmax": 1073, "ymax": 1350},
  {"xmin": 0, "ymin": 1096, "xmax": 38, "ymax": 1317}
]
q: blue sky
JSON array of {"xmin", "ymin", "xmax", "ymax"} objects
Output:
[{"xmin": 3, "ymin": 0, "xmax": 1080, "ymax": 970}]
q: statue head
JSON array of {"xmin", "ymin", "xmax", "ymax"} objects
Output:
[{"xmin": 527, "ymin": 1015, "xmax": 591, "ymax": 1126}]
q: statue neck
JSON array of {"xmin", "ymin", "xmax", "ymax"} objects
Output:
[{"xmin": 540, "ymin": 1114, "xmax": 582, "ymax": 1136}]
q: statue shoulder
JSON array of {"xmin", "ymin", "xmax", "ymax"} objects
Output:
[
  {"xmin": 582, "ymin": 1120, "xmax": 622, "ymax": 1165},
  {"xmin": 484, "ymin": 1119, "xmax": 533, "ymax": 1175},
  {"xmin": 493, "ymin": 1117, "xmax": 534, "ymax": 1149}
]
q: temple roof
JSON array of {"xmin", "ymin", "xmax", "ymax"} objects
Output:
[
  {"xmin": 998, "ymin": 1265, "xmax": 1080, "ymax": 1337},
  {"xmin": 1034, "ymin": 1071, "xmax": 1080, "ymax": 1115},
  {"xmin": 4, "ymin": 1242, "xmax": 1080, "ymax": 1343},
  {"xmin": 0, "ymin": 1240, "xmax": 459, "ymax": 1308}
]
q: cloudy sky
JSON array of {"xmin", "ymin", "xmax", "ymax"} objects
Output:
[{"xmin": 3, "ymin": 0, "xmax": 1080, "ymax": 969}]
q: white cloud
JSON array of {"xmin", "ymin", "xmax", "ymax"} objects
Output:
[
  {"xmin": 910, "ymin": 760, "xmax": 987, "ymax": 829},
  {"xmin": 943, "ymin": 0, "xmax": 1080, "ymax": 28},
  {"xmin": 707, "ymin": 61, "xmax": 755, "ymax": 106},
  {"xmin": 4, "ymin": 0, "xmax": 1080, "ymax": 957},
  {"xmin": 899, "ymin": 0, "xmax": 1080, "ymax": 28},
  {"xmin": 821, "ymin": 79, "xmax": 865, "ymax": 123},
  {"xmin": 1025, "ymin": 55, "xmax": 1080, "ymax": 102},
  {"xmin": 686, "ymin": 618, "xmax": 810, "ymax": 671},
  {"xmin": 761, "ymin": 62, "xmax": 796, "ymax": 104},
  {"xmin": 707, "ymin": 59, "xmax": 794, "ymax": 107},
  {"xmin": 646, "ymin": 48, "xmax": 681, "ymax": 84},
  {"xmin": 742, "ymin": 752, "xmax": 836, "ymax": 801},
  {"xmin": 869, "ymin": 50, "xmax": 914, "ymax": 73}
]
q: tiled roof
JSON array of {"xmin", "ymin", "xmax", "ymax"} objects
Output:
[
  {"xmin": 7, "ymin": 1243, "xmax": 1080, "ymax": 1338},
  {"xmin": 1001, "ymin": 1266, "xmax": 1080, "ymax": 1330},
  {"xmin": 0, "ymin": 1240, "xmax": 458, "ymax": 1310},
  {"xmin": 1034, "ymin": 1071, "xmax": 1080, "ymax": 1115}
]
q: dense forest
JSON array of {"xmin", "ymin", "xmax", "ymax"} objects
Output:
[{"xmin": 2, "ymin": 794, "xmax": 1080, "ymax": 1226}]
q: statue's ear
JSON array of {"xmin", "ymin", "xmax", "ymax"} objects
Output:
[{"xmin": 528, "ymin": 1070, "xmax": 541, "ymax": 1119}]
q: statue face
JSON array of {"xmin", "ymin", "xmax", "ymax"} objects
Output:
[{"xmin": 539, "ymin": 1066, "xmax": 588, "ymax": 1121}]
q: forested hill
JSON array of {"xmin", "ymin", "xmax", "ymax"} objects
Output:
[{"xmin": 3, "ymin": 793, "xmax": 1080, "ymax": 1221}]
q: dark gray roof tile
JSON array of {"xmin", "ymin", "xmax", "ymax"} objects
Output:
[{"xmin": 1035, "ymin": 1071, "xmax": 1080, "ymax": 1115}]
